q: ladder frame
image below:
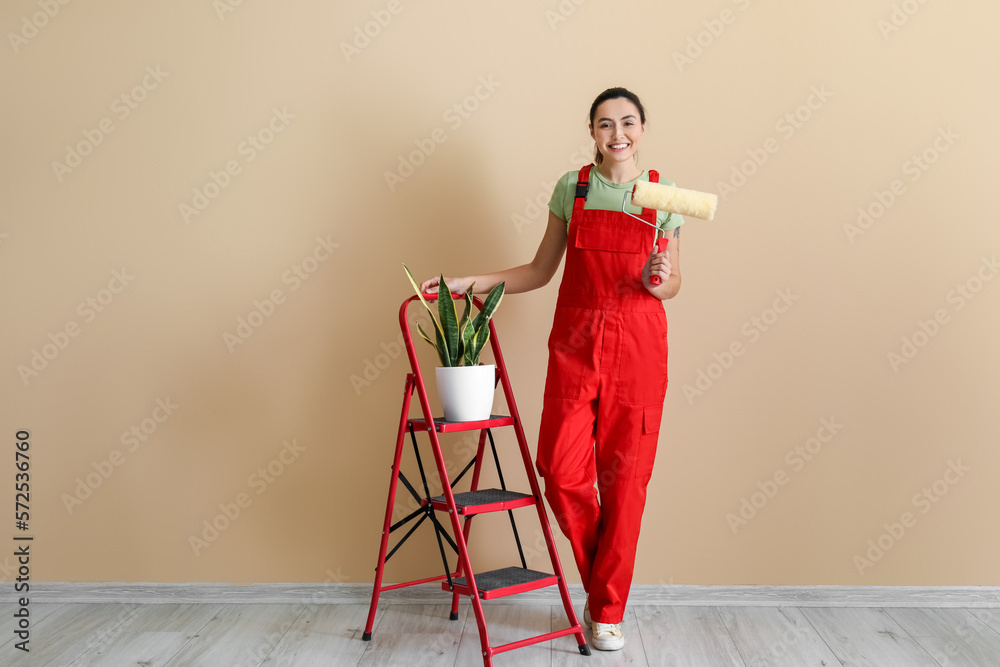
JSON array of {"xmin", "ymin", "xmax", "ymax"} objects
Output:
[{"xmin": 362, "ymin": 294, "xmax": 590, "ymax": 664}]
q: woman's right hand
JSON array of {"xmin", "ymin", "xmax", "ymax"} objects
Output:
[{"xmin": 418, "ymin": 275, "xmax": 475, "ymax": 295}]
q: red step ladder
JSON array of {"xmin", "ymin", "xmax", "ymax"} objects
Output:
[{"xmin": 362, "ymin": 294, "xmax": 590, "ymax": 664}]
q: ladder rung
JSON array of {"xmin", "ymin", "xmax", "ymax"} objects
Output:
[
  {"xmin": 428, "ymin": 489, "xmax": 535, "ymax": 515},
  {"xmin": 446, "ymin": 566, "xmax": 557, "ymax": 600},
  {"xmin": 408, "ymin": 414, "xmax": 514, "ymax": 433}
]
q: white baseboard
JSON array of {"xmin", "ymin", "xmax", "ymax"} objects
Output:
[{"xmin": 19, "ymin": 583, "xmax": 1000, "ymax": 607}]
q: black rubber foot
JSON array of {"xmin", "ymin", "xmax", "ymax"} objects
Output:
[
  {"xmin": 579, "ymin": 643, "xmax": 591, "ymax": 656},
  {"xmin": 362, "ymin": 632, "xmax": 372, "ymax": 641},
  {"xmin": 449, "ymin": 611, "xmax": 459, "ymax": 621}
]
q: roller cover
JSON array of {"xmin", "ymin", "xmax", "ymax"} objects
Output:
[{"xmin": 632, "ymin": 180, "xmax": 718, "ymax": 221}]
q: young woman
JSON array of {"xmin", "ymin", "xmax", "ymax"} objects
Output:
[{"xmin": 418, "ymin": 87, "xmax": 683, "ymax": 652}]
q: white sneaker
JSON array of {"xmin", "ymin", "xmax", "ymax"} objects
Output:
[
  {"xmin": 583, "ymin": 599, "xmax": 592, "ymax": 627},
  {"xmin": 591, "ymin": 621, "xmax": 625, "ymax": 651}
]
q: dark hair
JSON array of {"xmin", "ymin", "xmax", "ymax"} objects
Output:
[{"xmin": 588, "ymin": 87, "xmax": 646, "ymax": 164}]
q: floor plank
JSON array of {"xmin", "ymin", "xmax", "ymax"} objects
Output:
[
  {"xmin": 65, "ymin": 603, "xmax": 222, "ymax": 666},
  {"xmin": 357, "ymin": 604, "xmax": 467, "ymax": 666},
  {"xmin": 717, "ymin": 606, "xmax": 843, "ymax": 666},
  {"xmin": 453, "ymin": 603, "xmax": 553, "ymax": 666},
  {"xmin": 966, "ymin": 609, "xmax": 1000, "ymax": 637},
  {"xmin": 161, "ymin": 603, "xmax": 305, "ymax": 667},
  {"xmin": 3, "ymin": 603, "xmax": 140, "ymax": 667},
  {"xmin": 883, "ymin": 607, "xmax": 999, "ymax": 639},
  {"xmin": 634, "ymin": 606, "xmax": 747, "ymax": 667},
  {"xmin": 800, "ymin": 607, "xmax": 940, "ymax": 666},
  {"xmin": 911, "ymin": 635, "xmax": 1000, "ymax": 667},
  {"xmin": 261, "ymin": 604, "xmax": 383, "ymax": 666},
  {"xmin": 1, "ymin": 600, "xmax": 996, "ymax": 666}
]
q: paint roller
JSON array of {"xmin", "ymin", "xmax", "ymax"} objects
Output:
[{"xmin": 621, "ymin": 181, "xmax": 719, "ymax": 285}]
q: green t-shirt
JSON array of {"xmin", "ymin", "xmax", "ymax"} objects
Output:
[{"xmin": 548, "ymin": 167, "xmax": 685, "ymax": 232}]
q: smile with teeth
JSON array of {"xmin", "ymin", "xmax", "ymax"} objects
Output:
[{"xmin": 610, "ymin": 143, "xmax": 629, "ymax": 150}]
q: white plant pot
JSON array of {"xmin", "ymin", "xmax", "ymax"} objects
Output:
[{"xmin": 435, "ymin": 364, "xmax": 496, "ymax": 422}]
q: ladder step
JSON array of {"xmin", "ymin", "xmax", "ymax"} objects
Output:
[
  {"xmin": 446, "ymin": 566, "xmax": 557, "ymax": 600},
  {"xmin": 408, "ymin": 414, "xmax": 515, "ymax": 433},
  {"xmin": 429, "ymin": 488, "xmax": 536, "ymax": 515}
]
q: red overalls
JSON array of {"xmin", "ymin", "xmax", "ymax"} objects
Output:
[{"xmin": 536, "ymin": 164, "xmax": 668, "ymax": 625}]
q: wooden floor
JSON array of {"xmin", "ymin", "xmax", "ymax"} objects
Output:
[{"xmin": 3, "ymin": 601, "xmax": 1000, "ymax": 666}]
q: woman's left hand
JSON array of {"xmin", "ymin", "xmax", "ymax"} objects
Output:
[{"xmin": 642, "ymin": 244, "xmax": 671, "ymax": 290}]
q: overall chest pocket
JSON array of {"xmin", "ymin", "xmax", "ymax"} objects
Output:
[{"xmin": 574, "ymin": 221, "xmax": 648, "ymax": 255}]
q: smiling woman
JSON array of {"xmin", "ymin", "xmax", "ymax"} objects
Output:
[
  {"xmin": 416, "ymin": 86, "xmax": 685, "ymax": 652},
  {"xmin": 588, "ymin": 88, "xmax": 646, "ymax": 165}
]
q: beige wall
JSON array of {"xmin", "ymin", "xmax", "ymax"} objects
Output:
[{"xmin": 2, "ymin": 0, "xmax": 998, "ymax": 587}]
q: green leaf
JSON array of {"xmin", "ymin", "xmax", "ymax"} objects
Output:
[
  {"xmin": 472, "ymin": 281, "xmax": 505, "ymax": 333},
  {"xmin": 464, "ymin": 326, "xmax": 479, "ymax": 366},
  {"xmin": 403, "ymin": 264, "xmax": 449, "ymax": 365},
  {"xmin": 416, "ymin": 322, "xmax": 434, "ymax": 347},
  {"xmin": 433, "ymin": 320, "xmax": 450, "ymax": 367},
  {"xmin": 457, "ymin": 288, "xmax": 473, "ymax": 363},
  {"xmin": 470, "ymin": 322, "xmax": 491, "ymax": 366},
  {"xmin": 437, "ymin": 274, "xmax": 460, "ymax": 366},
  {"xmin": 461, "ymin": 290, "xmax": 476, "ymax": 365}
]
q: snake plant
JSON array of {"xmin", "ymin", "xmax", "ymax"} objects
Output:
[{"xmin": 403, "ymin": 264, "xmax": 505, "ymax": 367}]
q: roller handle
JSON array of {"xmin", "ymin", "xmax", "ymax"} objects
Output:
[{"xmin": 650, "ymin": 237, "xmax": 669, "ymax": 286}]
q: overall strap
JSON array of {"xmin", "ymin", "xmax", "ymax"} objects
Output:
[{"xmin": 571, "ymin": 164, "xmax": 593, "ymax": 221}]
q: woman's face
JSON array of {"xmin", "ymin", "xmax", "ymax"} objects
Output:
[{"xmin": 590, "ymin": 98, "xmax": 644, "ymax": 166}]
